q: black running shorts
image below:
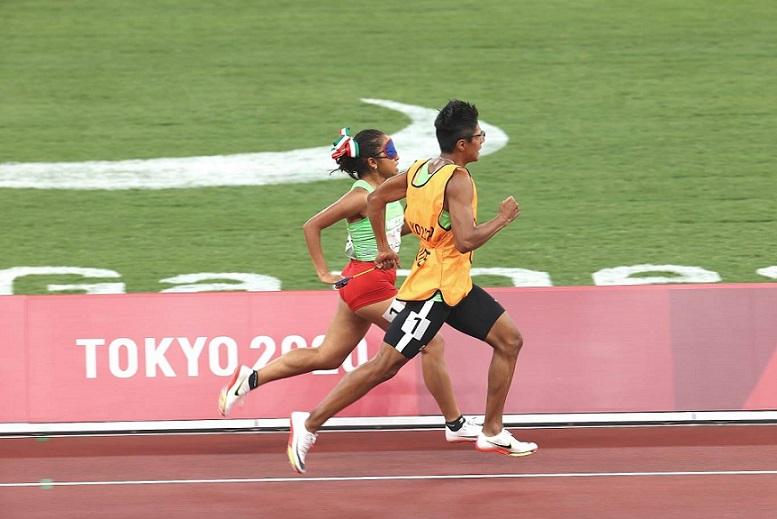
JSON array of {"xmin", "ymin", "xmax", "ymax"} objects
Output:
[{"xmin": 383, "ymin": 284, "xmax": 506, "ymax": 359}]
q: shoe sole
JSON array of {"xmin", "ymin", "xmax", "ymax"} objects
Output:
[
  {"xmin": 287, "ymin": 444, "xmax": 304, "ymax": 474},
  {"xmin": 287, "ymin": 415, "xmax": 306, "ymax": 474},
  {"xmin": 217, "ymin": 367, "xmax": 248, "ymax": 417},
  {"xmin": 475, "ymin": 444, "xmax": 538, "ymax": 457},
  {"xmin": 217, "ymin": 388, "xmax": 229, "ymax": 417},
  {"xmin": 446, "ymin": 435, "xmax": 479, "ymax": 443}
]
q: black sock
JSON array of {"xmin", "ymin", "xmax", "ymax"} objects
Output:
[
  {"xmin": 445, "ymin": 415, "xmax": 465, "ymax": 431},
  {"xmin": 248, "ymin": 370, "xmax": 259, "ymax": 389}
]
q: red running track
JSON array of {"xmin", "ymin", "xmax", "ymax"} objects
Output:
[{"xmin": 1, "ymin": 424, "xmax": 777, "ymax": 518}]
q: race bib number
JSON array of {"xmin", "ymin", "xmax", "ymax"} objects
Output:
[{"xmin": 383, "ymin": 299, "xmax": 405, "ymax": 323}]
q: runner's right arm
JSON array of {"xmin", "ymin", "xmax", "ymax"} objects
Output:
[{"xmin": 446, "ymin": 168, "xmax": 520, "ymax": 253}]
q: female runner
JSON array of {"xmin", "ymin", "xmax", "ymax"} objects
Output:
[{"xmin": 218, "ymin": 128, "xmax": 480, "ymax": 442}]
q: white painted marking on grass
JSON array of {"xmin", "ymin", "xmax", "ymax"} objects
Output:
[
  {"xmin": 757, "ymin": 266, "xmax": 777, "ymax": 280},
  {"xmin": 2, "ymin": 470, "xmax": 777, "ymax": 488},
  {"xmin": 0, "ymin": 99, "xmax": 509, "ymax": 190}
]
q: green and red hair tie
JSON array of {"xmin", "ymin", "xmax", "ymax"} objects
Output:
[{"xmin": 331, "ymin": 128, "xmax": 359, "ymax": 160}]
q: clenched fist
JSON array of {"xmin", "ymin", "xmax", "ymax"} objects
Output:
[
  {"xmin": 499, "ymin": 196, "xmax": 520, "ymax": 224},
  {"xmin": 374, "ymin": 248, "xmax": 400, "ymax": 270}
]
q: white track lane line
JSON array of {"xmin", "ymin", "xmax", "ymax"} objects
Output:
[{"xmin": 2, "ymin": 470, "xmax": 777, "ymax": 488}]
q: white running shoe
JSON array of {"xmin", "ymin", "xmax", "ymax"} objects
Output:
[
  {"xmin": 288, "ymin": 411, "xmax": 317, "ymax": 474},
  {"xmin": 217, "ymin": 365, "xmax": 254, "ymax": 417},
  {"xmin": 445, "ymin": 416, "xmax": 483, "ymax": 443},
  {"xmin": 476, "ymin": 429, "xmax": 538, "ymax": 457}
]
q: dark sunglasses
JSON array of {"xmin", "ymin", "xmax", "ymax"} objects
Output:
[{"xmin": 373, "ymin": 138, "xmax": 399, "ymax": 160}]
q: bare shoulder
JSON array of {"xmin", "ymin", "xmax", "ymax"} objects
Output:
[
  {"xmin": 445, "ymin": 167, "xmax": 474, "ymax": 208},
  {"xmin": 451, "ymin": 166, "xmax": 470, "ymax": 177},
  {"xmin": 448, "ymin": 167, "xmax": 473, "ymax": 188}
]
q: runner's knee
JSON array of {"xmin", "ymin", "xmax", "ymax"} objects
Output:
[
  {"xmin": 506, "ymin": 329, "xmax": 523, "ymax": 356},
  {"xmin": 376, "ymin": 363, "xmax": 401, "ymax": 383},
  {"xmin": 493, "ymin": 329, "xmax": 523, "ymax": 357},
  {"xmin": 311, "ymin": 347, "xmax": 348, "ymax": 371},
  {"xmin": 420, "ymin": 334, "xmax": 445, "ymax": 357},
  {"xmin": 376, "ymin": 357, "xmax": 404, "ymax": 382},
  {"xmin": 318, "ymin": 355, "xmax": 346, "ymax": 371},
  {"xmin": 367, "ymin": 348, "xmax": 407, "ymax": 382}
]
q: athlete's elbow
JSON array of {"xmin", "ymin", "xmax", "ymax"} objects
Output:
[
  {"xmin": 454, "ymin": 237, "xmax": 475, "ymax": 253},
  {"xmin": 302, "ymin": 218, "xmax": 320, "ymax": 235},
  {"xmin": 366, "ymin": 191, "xmax": 382, "ymax": 208}
]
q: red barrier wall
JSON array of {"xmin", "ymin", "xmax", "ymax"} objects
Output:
[
  {"xmin": 1, "ymin": 284, "xmax": 776, "ymax": 424},
  {"xmin": 0, "ymin": 298, "xmax": 27, "ymax": 422}
]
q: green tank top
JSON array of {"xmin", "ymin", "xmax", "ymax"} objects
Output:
[{"xmin": 345, "ymin": 179, "xmax": 404, "ymax": 261}]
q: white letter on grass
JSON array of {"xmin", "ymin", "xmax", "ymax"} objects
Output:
[
  {"xmin": 160, "ymin": 273, "xmax": 281, "ymax": 292},
  {"xmin": 593, "ymin": 264, "xmax": 721, "ymax": 286},
  {"xmin": 0, "ymin": 267, "xmax": 124, "ymax": 295}
]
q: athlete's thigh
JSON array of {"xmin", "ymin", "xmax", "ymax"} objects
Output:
[
  {"xmin": 384, "ymin": 298, "xmax": 451, "ymax": 359},
  {"xmin": 318, "ymin": 299, "xmax": 373, "ymax": 359},
  {"xmin": 446, "ymin": 284, "xmax": 506, "ymax": 340},
  {"xmin": 354, "ymin": 297, "xmax": 393, "ymax": 331},
  {"xmin": 483, "ymin": 309, "xmax": 521, "ymax": 346}
]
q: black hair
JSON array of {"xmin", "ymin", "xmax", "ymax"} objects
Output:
[
  {"xmin": 333, "ymin": 129, "xmax": 386, "ymax": 180},
  {"xmin": 434, "ymin": 100, "xmax": 479, "ymax": 153}
]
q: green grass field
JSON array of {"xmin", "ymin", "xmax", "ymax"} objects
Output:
[{"xmin": 2, "ymin": 0, "xmax": 776, "ymax": 294}]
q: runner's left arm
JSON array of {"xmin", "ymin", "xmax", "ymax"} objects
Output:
[
  {"xmin": 366, "ymin": 172, "xmax": 408, "ymax": 269},
  {"xmin": 303, "ymin": 189, "xmax": 369, "ymax": 283}
]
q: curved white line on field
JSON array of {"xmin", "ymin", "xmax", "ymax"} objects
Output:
[{"xmin": 0, "ymin": 98, "xmax": 508, "ymax": 190}]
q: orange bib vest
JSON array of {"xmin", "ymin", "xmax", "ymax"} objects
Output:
[{"xmin": 398, "ymin": 159, "xmax": 478, "ymax": 306}]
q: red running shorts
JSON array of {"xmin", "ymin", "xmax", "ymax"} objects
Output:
[{"xmin": 339, "ymin": 259, "xmax": 397, "ymax": 312}]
